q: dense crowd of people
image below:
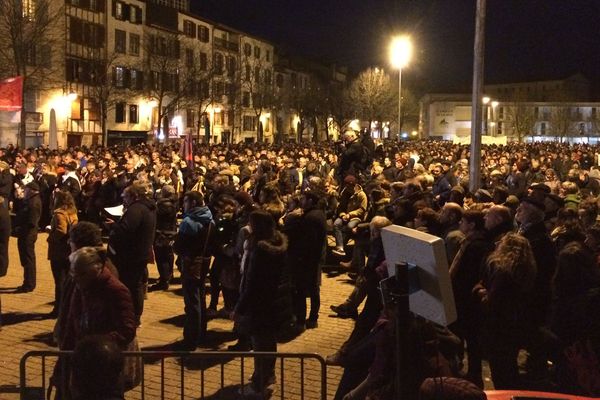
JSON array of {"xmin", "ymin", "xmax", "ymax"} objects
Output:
[{"xmin": 1, "ymin": 132, "xmax": 600, "ymax": 399}]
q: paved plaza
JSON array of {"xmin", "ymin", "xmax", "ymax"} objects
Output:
[
  {"xmin": 0, "ymin": 233, "xmax": 360, "ymax": 399},
  {"xmin": 0, "ymin": 234, "xmax": 493, "ymax": 399}
]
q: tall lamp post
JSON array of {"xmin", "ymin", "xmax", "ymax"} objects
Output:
[
  {"xmin": 482, "ymin": 96, "xmax": 490, "ymax": 135},
  {"xmin": 390, "ymin": 36, "xmax": 412, "ymax": 140}
]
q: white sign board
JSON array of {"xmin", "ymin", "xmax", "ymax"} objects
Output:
[{"xmin": 381, "ymin": 225, "xmax": 457, "ymax": 326}]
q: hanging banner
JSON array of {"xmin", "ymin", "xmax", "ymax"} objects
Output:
[{"xmin": 0, "ymin": 76, "xmax": 23, "ymax": 112}]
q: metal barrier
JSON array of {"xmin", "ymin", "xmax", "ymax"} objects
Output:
[{"xmin": 20, "ymin": 350, "xmax": 328, "ymax": 400}]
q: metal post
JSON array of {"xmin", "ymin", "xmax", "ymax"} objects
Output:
[
  {"xmin": 394, "ymin": 262, "xmax": 410, "ymax": 399},
  {"xmin": 398, "ymin": 68, "xmax": 402, "ymax": 140},
  {"xmin": 469, "ymin": 0, "xmax": 487, "ymax": 193}
]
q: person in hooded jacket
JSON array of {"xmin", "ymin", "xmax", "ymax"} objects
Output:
[
  {"xmin": 107, "ymin": 183, "xmax": 156, "ymax": 325},
  {"xmin": 173, "ymin": 190, "xmax": 214, "ymax": 350}
]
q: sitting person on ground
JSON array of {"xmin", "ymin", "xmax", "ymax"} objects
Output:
[{"xmin": 332, "ymin": 175, "xmax": 367, "ymax": 257}]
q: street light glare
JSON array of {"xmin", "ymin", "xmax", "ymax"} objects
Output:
[
  {"xmin": 390, "ymin": 36, "xmax": 412, "ymax": 69},
  {"xmin": 482, "ymin": 96, "xmax": 490, "ymax": 105}
]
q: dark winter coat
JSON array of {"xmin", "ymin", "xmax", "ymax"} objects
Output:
[
  {"xmin": 450, "ymin": 232, "xmax": 494, "ymax": 328},
  {"xmin": 62, "ymin": 266, "xmax": 136, "ymax": 351},
  {"xmin": 154, "ymin": 198, "xmax": 178, "ymax": 246},
  {"xmin": 284, "ymin": 207, "xmax": 327, "ymax": 290},
  {"xmin": 108, "ymin": 197, "xmax": 157, "ymax": 273},
  {"xmin": 14, "ymin": 193, "xmax": 42, "ymax": 237},
  {"xmin": 520, "ymin": 221, "xmax": 557, "ymax": 326},
  {"xmin": 0, "ymin": 204, "xmax": 10, "ymax": 276},
  {"xmin": 236, "ymin": 231, "xmax": 288, "ymax": 333},
  {"xmin": 0, "ymin": 169, "xmax": 13, "ymax": 198}
]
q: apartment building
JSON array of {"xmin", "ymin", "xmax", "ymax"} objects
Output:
[
  {"xmin": 420, "ymin": 93, "xmax": 600, "ymax": 143},
  {"xmin": 1, "ymin": 0, "xmax": 344, "ymax": 147}
]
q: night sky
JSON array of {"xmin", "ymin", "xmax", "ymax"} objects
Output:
[{"xmin": 192, "ymin": 0, "xmax": 600, "ymax": 97}]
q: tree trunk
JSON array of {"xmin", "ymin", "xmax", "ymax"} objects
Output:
[
  {"xmin": 101, "ymin": 105, "xmax": 108, "ymax": 147},
  {"xmin": 312, "ymin": 116, "xmax": 318, "ymax": 142}
]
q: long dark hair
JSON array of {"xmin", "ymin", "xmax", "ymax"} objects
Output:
[{"xmin": 249, "ymin": 209, "xmax": 275, "ymax": 244}]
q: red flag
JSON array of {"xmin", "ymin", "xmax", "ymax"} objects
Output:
[{"xmin": 0, "ymin": 76, "xmax": 23, "ymax": 112}]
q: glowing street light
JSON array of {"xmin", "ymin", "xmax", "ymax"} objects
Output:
[{"xmin": 390, "ymin": 35, "xmax": 413, "ymax": 139}]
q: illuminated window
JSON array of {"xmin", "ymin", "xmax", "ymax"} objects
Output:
[
  {"xmin": 198, "ymin": 26, "xmax": 209, "ymax": 42},
  {"xmin": 114, "ymin": 66, "xmax": 125, "ymax": 88},
  {"xmin": 22, "ymin": 0, "xmax": 35, "ymax": 19}
]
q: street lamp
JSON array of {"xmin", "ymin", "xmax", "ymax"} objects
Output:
[
  {"xmin": 390, "ymin": 35, "xmax": 412, "ymax": 139},
  {"xmin": 482, "ymin": 96, "xmax": 490, "ymax": 135}
]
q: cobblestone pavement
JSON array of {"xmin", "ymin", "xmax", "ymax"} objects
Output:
[{"xmin": 0, "ymin": 234, "xmax": 492, "ymax": 399}]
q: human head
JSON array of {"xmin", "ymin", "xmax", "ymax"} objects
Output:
[
  {"xmin": 554, "ymin": 241, "xmax": 600, "ymax": 298},
  {"xmin": 439, "ymin": 202, "xmax": 463, "ymax": 227},
  {"xmin": 53, "ymin": 190, "xmax": 76, "ymax": 211},
  {"xmin": 369, "ymin": 216, "xmax": 392, "ymax": 240},
  {"xmin": 515, "ymin": 197, "xmax": 545, "ymax": 225},
  {"xmin": 460, "ymin": 209, "xmax": 485, "ymax": 235},
  {"xmin": 122, "ymin": 183, "xmax": 146, "ymax": 207},
  {"xmin": 490, "ymin": 232, "xmax": 537, "ymax": 290},
  {"xmin": 69, "ymin": 221, "xmax": 103, "ymax": 252},
  {"xmin": 183, "ymin": 191, "xmax": 204, "ymax": 212},
  {"xmin": 69, "ymin": 247, "xmax": 106, "ymax": 290},
  {"xmin": 70, "ymin": 335, "xmax": 124, "ymax": 400},
  {"xmin": 484, "ymin": 205, "xmax": 512, "ymax": 231},
  {"xmin": 248, "ymin": 209, "xmax": 275, "ymax": 242}
]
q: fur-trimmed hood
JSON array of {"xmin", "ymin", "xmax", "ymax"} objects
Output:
[{"xmin": 256, "ymin": 230, "xmax": 288, "ymax": 255}]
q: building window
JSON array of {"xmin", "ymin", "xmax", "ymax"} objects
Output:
[
  {"xmin": 541, "ymin": 122, "xmax": 546, "ymax": 135},
  {"xmin": 129, "ymin": 33, "xmax": 140, "ymax": 55},
  {"xmin": 115, "ymin": 102, "xmax": 126, "ymax": 123},
  {"xmin": 214, "ymin": 52, "xmax": 223, "ymax": 74},
  {"xmin": 264, "ymin": 69, "xmax": 271, "ymax": 85},
  {"xmin": 183, "ymin": 20, "xmax": 196, "ymax": 38},
  {"xmin": 129, "ymin": 104, "xmax": 139, "ymax": 123},
  {"xmin": 115, "ymin": 29, "xmax": 126, "ymax": 53},
  {"xmin": 254, "ymin": 46, "xmax": 260, "ymax": 58},
  {"xmin": 497, "ymin": 121, "xmax": 503, "ymax": 135},
  {"xmin": 214, "ymin": 111, "xmax": 223, "ymax": 126},
  {"xmin": 114, "ymin": 66, "xmax": 125, "ymax": 88},
  {"xmin": 227, "ymin": 56, "xmax": 236, "ymax": 77},
  {"xmin": 185, "ymin": 48, "xmax": 194, "ymax": 68},
  {"xmin": 580, "ymin": 122, "xmax": 585, "ymax": 134},
  {"xmin": 254, "ymin": 66, "xmax": 260, "ymax": 83},
  {"xmin": 242, "ymin": 92, "xmax": 250, "ymax": 107},
  {"xmin": 129, "ymin": 69, "xmax": 143, "ymax": 90},
  {"xmin": 244, "ymin": 43, "xmax": 251, "ymax": 56},
  {"xmin": 243, "ymin": 116, "xmax": 255, "ymax": 131},
  {"xmin": 199, "ymin": 52, "xmax": 207, "ymax": 71},
  {"xmin": 198, "ymin": 25, "xmax": 209, "ymax": 42},
  {"xmin": 266, "ymin": 50, "xmax": 270, "ymax": 62},
  {"xmin": 276, "ymin": 73, "xmax": 283, "ymax": 88},
  {"xmin": 114, "ymin": 1, "xmax": 124, "ymax": 20},
  {"xmin": 498, "ymin": 106, "xmax": 504, "ymax": 120},
  {"xmin": 245, "ymin": 65, "xmax": 251, "ymax": 81}
]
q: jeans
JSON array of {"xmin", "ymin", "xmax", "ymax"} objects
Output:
[
  {"xmin": 182, "ymin": 275, "xmax": 208, "ymax": 347},
  {"xmin": 333, "ymin": 218, "xmax": 360, "ymax": 249},
  {"xmin": 17, "ymin": 230, "xmax": 37, "ymax": 289},
  {"xmin": 251, "ymin": 331, "xmax": 277, "ymax": 390}
]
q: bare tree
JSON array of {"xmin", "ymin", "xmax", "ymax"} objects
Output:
[
  {"xmin": 324, "ymin": 84, "xmax": 353, "ymax": 140},
  {"xmin": 347, "ymin": 68, "xmax": 396, "ymax": 132},
  {"xmin": 505, "ymin": 102, "xmax": 536, "ymax": 143},
  {"xmin": 142, "ymin": 29, "xmax": 204, "ymax": 145},
  {"xmin": 0, "ymin": 0, "xmax": 63, "ymax": 146},
  {"xmin": 240, "ymin": 54, "xmax": 274, "ymax": 142},
  {"xmin": 550, "ymin": 105, "xmax": 573, "ymax": 142}
]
